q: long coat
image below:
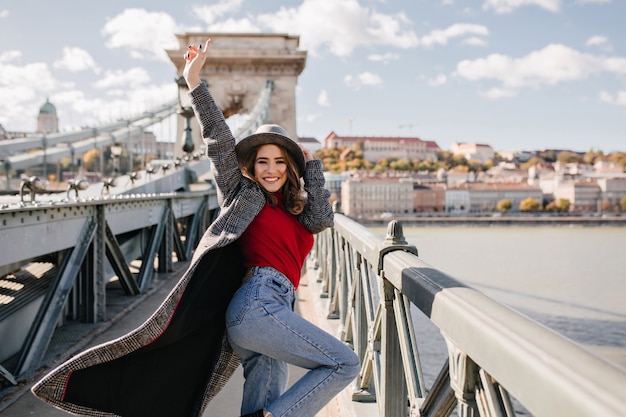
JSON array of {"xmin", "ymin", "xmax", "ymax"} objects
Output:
[{"xmin": 31, "ymin": 83, "xmax": 333, "ymax": 417}]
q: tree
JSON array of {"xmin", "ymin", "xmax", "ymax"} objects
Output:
[
  {"xmin": 556, "ymin": 151, "xmax": 583, "ymax": 164},
  {"xmin": 520, "ymin": 197, "xmax": 541, "ymax": 212},
  {"xmin": 82, "ymin": 149, "xmax": 101, "ymax": 171},
  {"xmin": 556, "ymin": 198, "xmax": 570, "ymax": 212},
  {"xmin": 496, "ymin": 199, "xmax": 512, "ymax": 212}
]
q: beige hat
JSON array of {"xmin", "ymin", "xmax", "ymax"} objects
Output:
[{"xmin": 235, "ymin": 124, "xmax": 306, "ymax": 177}]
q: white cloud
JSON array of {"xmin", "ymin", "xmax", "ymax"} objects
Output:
[
  {"xmin": 599, "ymin": 90, "xmax": 626, "ymax": 106},
  {"xmin": 93, "ymin": 67, "xmax": 152, "ymax": 89},
  {"xmin": 463, "ymin": 36, "xmax": 488, "ymax": 47},
  {"xmin": 586, "ymin": 35, "xmax": 608, "ymax": 47},
  {"xmin": 0, "ymin": 62, "xmax": 59, "ymax": 93},
  {"xmin": 0, "ymin": 9, "xmax": 9, "ymax": 18},
  {"xmin": 575, "ymin": 0, "xmax": 611, "ymax": 4},
  {"xmin": 585, "ymin": 35, "xmax": 613, "ymax": 52},
  {"xmin": 428, "ymin": 74, "xmax": 448, "ymax": 86},
  {"xmin": 368, "ymin": 53, "xmax": 399, "ymax": 63},
  {"xmin": 317, "ymin": 90, "xmax": 330, "ymax": 107},
  {"xmin": 53, "ymin": 47, "xmax": 100, "ymax": 73},
  {"xmin": 204, "ymin": 18, "xmax": 260, "ymax": 33},
  {"xmin": 0, "ymin": 50, "xmax": 21, "ymax": 63},
  {"xmin": 344, "ymin": 72, "xmax": 383, "ymax": 89},
  {"xmin": 255, "ymin": 0, "xmax": 418, "ymax": 57},
  {"xmin": 480, "ymin": 87, "xmax": 519, "ymax": 99},
  {"xmin": 305, "ymin": 113, "xmax": 322, "ymax": 123},
  {"xmin": 420, "ymin": 23, "xmax": 488, "ymax": 48},
  {"xmin": 0, "ymin": 62, "xmax": 63, "ymax": 128},
  {"xmin": 482, "ymin": 0, "xmax": 561, "ymax": 14},
  {"xmin": 192, "ymin": 0, "xmax": 244, "ymax": 24},
  {"xmin": 455, "ymin": 44, "xmax": 626, "ymax": 97},
  {"xmin": 101, "ymin": 9, "xmax": 184, "ymax": 62}
]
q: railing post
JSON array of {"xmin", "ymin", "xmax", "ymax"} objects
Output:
[
  {"xmin": 380, "ymin": 277, "xmax": 407, "ymax": 417},
  {"xmin": 446, "ymin": 341, "xmax": 479, "ymax": 417},
  {"xmin": 378, "ymin": 220, "xmax": 418, "ymax": 416}
]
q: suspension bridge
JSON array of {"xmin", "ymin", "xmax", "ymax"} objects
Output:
[{"xmin": 1, "ymin": 33, "xmax": 625, "ymax": 417}]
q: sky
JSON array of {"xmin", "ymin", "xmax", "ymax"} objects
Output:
[{"xmin": 0, "ymin": 0, "xmax": 625, "ymax": 154}]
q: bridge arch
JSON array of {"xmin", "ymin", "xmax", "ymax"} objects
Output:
[{"xmin": 167, "ymin": 33, "xmax": 307, "ymax": 156}]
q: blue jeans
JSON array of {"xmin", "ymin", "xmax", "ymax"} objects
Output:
[{"xmin": 225, "ymin": 266, "xmax": 360, "ymax": 417}]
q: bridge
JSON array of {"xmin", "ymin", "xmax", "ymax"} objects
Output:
[{"xmin": 1, "ymin": 33, "xmax": 626, "ymax": 417}]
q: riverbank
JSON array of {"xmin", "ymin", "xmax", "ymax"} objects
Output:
[{"xmin": 356, "ymin": 214, "xmax": 626, "ymax": 227}]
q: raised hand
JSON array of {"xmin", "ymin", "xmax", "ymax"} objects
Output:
[{"xmin": 183, "ymin": 39, "xmax": 211, "ymax": 90}]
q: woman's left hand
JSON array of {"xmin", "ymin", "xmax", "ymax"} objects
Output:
[{"xmin": 183, "ymin": 39, "xmax": 211, "ymax": 90}]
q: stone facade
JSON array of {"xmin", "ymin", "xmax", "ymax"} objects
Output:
[
  {"xmin": 450, "ymin": 142, "xmax": 495, "ymax": 163},
  {"xmin": 167, "ymin": 33, "xmax": 307, "ymax": 158},
  {"xmin": 341, "ymin": 176, "xmax": 413, "ymax": 217},
  {"xmin": 446, "ymin": 182, "xmax": 543, "ymax": 213},
  {"xmin": 322, "ymin": 132, "xmax": 440, "ymax": 162}
]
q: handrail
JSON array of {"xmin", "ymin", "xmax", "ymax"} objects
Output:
[
  {"xmin": 312, "ymin": 213, "xmax": 626, "ymax": 417},
  {"xmin": 0, "ymin": 189, "xmax": 220, "ymax": 384}
]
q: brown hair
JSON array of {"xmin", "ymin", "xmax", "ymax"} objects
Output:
[{"xmin": 240, "ymin": 144, "xmax": 306, "ymax": 215}]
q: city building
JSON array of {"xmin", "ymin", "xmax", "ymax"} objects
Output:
[
  {"xmin": 450, "ymin": 142, "xmax": 495, "ymax": 163},
  {"xmin": 445, "ymin": 182, "xmax": 543, "ymax": 214},
  {"xmin": 322, "ymin": 132, "xmax": 440, "ymax": 162},
  {"xmin": 298, "ymin": 136, "xmax": 322, "ymax": 154},
  {"xmin": 341, "ymin": 175, "xmax": 413, "ymax": 218},
  {"xmin": 598, "ymin": 178, "xmax": 626, "ymax": 211},
  {"xmin": 37, "ymin": 98, "xmax": 59, "ymax": 134},
  {"xmin": 413, "ymin": 183, "xmax": 446, "ymax": 213},
  {"xmin": 554, "ymin": 181, "xmax": 602, "ymax": 212}
]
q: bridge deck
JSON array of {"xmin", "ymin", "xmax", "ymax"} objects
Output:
[{"xmin": 0, "ymin": 261, "xmax": 376, "ymax": 417}]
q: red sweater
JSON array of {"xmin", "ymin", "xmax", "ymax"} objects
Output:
[{"xmin": 240, "ymin": 195, "xmax": 314, "ymax": 289}]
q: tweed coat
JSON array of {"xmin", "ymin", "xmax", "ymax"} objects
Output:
[{"xmin": 31, "ymin": 82, "xmax": 333, "ymax": 417}]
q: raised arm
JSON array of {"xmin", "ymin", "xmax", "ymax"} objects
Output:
[{"xmin": 183, "ymin": 40, "xmax": 242, "ymax": 205}]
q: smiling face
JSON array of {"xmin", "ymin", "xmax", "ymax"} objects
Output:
[{"xmin": 253, "ymin": 144, "xmax": 288, "ymax": 193}]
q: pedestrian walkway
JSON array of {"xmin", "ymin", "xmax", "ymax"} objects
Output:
[{"xmin": 0, "ymin": 260, "xmax": 376, "ymax": 417}]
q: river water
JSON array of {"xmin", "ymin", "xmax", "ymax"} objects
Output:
[{"xmin": 368, "ymin": 225, "xmax": 626, "ymax": 371}]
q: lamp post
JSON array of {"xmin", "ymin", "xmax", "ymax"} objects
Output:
[
  {"xmin": 2, "ymin": 159, "xmax": 10, "ymax": 191},
  {"xmin": 110, "ymin": 142, "xmax": 123, "ymax": 174},
  {"xmin": 177, "ymin": 76, "xmax": 195, "ymax": 157}
]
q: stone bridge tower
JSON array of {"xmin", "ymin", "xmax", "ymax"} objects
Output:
[{"xmin": 167, "ymin": 33, "xmax": 307, "ymax": 157}]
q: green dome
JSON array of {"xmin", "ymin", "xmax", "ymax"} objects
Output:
[{"xmin": 39, "ymin": 98, "xmax": 57, "ymax": 114}]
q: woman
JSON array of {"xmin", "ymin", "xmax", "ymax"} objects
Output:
[
  {"xmin": 185, "ymin": 40, "xmax": 360, "ymax": 417},
  {"xmin": 31, "ymin": 39, "xmax": 359, "ymax": 417}
]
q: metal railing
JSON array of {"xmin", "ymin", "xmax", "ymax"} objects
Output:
[
  {"xmin": 0, "ymin": 189, "xmax": 219, "ymax": 385},
  {"xmin": 312, "ymin": 213, "xmax": 626, "ymax": 417}
]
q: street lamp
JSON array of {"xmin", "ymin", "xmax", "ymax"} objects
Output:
[
  {"xmin": 177, "ymin": 75, "xmax": 195, "ymax": 156},
  {"xmin": 110, "ymin": 142, "xmax": 123, "ymax": 174},
  {"xmin": 2, "ymin": 159, "xmax": 10, "ymax": 191}
]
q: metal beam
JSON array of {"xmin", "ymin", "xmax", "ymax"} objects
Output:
[{"xmin": 14, "ymin": 218, "xmax": 97, "ymax": 376}]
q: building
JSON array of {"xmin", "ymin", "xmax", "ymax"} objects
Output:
[
  {"xmin": 298, "ymin": 136, "xmax": 322, "ymax": 154},
  {"xmin": 413, "ymin": 183, "xmax": 446, "ymax": 213},
  {"xmin": 446, "ymin": 182, "xmax": 543, "ymax": 213},
  {"xmin": 323, "ymin": 132, "xmax": 439, "ymax": 162},
  {"xmin": 598, "ymin": 178, "xmax": 626, "ymax": 210},
  {"xmin": 450, "ymin": 142, "xmax": 495, "ymax": 163},
  {"xmin": 323, "ymin": 171, "xmax": 350, "ymax": 205},
  {"xmin": 341, "ymin": 176, "xmax": 413, "ymax": 218},
  {"xmin": 554, "ymin": 181, "xmax": 602, "ymax": 212},
  {"xmin": 37, "ymin": 98, "xmax": 59, "ymax": 134}
]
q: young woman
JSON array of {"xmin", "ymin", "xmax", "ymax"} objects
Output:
[
  {"xmin": 32, "ymin": 39, "xmax": 359, "ymax": 417},
  {"xmin": 184, "ymin": 40, "xmax": 360, "ymax": 417}
]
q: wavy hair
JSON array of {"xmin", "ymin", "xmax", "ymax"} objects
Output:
[{"xmin": 240, "ymin": 144, "xmax": 306, "ymax": 215}]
